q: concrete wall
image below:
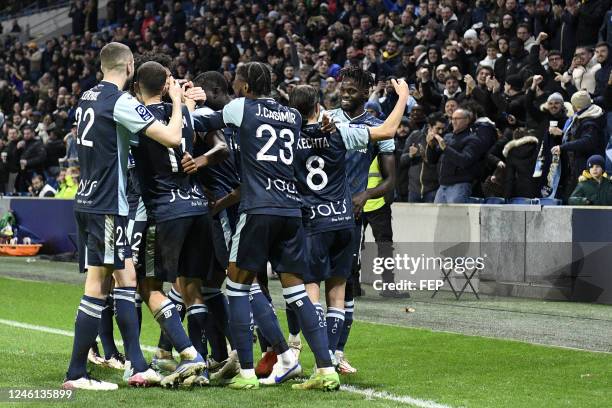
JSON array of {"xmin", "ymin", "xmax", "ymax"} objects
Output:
[{"xmin": 362, "ymin": 203, "xmax": 612, "ymax": 304}]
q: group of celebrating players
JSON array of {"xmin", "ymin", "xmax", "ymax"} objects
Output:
[{"xmin": 62, "ymin": 41, "xmax": 409, "ymax": 392}]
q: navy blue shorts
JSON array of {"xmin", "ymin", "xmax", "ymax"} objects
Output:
[
  {"xmin": 206, "ymin": 208, "xmax": 235, "ymax": 282},
  {"xmin": 304, "ymin": 228, "xmax": 354, "ymax": 284},
  {"xmin": 127, "ymin": 197, "xmax": 148, "ymax": 275},
  {"xmin": 139, "ymin": 214, "xmax": 214, "ymax": 282},
  {"xmin": 76, "ymin": 212, "xmax": 131, "ymax": 273},
  {"xmin": 350, "ymin": 218, "xmax": 364, "ymax": 274},
  {"xmin": 230, "ymin": 214, "xmax": 307, "ymax": 275}
]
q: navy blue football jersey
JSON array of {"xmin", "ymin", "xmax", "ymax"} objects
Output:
[
  {"xmin": 74, "ymin": 81, "xmax": 155, "ymax": 216},
  {"xmin": 192, "ymin": 106, "xmax": 241, "ymax": 199},
  {"xmin": 295, "ymin": 123, "xmax": 370, "ymax": 233},
  {"xmin": 327, "ymin": 109, "xmax": 395, "ymax": 196},
  {"xmin": 131, "ymin": 102, "xmax": 207, "ymax": 223},
  {"xmin": 193, "ymin": 97, "xmax": 302, "ymax": 217}
]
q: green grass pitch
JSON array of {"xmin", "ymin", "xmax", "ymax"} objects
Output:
[{"xmin": 0, "ymin": 267, "xmax": 610, "ymax": 407}]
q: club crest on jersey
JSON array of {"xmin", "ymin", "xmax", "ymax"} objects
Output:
[{"xmin": 135, "ymin": 105, "xmax": 153, "ymax": 121}]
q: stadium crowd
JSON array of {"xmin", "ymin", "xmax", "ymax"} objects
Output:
[{"xmin": 0, "ymin": 0, "xmax": 611, "ymax": 204}]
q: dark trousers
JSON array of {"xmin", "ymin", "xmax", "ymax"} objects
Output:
[{"xmin": 361, "ymin": 203, "xmax": 395, "ymax": 285}]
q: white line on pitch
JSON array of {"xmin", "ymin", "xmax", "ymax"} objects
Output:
[
  {"xmin": 0, "ymin": 318, "xmax": 454, "ymax": 407},
  {"xmin": 341, "ymin": 385, "xmax": 455, "ymax": 408}
]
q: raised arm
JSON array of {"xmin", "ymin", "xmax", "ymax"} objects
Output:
[
  {"xmin": 368, "ymin": 78, "xmax": 410, "ymax": 141},
  {"xmin": 145, "ymin": 78, "xmax": 184, "ymax": 147}
]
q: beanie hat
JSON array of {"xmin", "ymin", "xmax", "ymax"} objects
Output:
[
  {"xmin": 571, "ymin": 90, "xmax": 592, "ymax": 112},
  {"xmin": 546, "ymin": 92, "xmax": 564, "ymax": 104},
  {"xmin": 364, "ymin": 101, "xmax": 382, "ymax": 114},
  {"xmin": 587, "ymin": 154, "xmax": 605, "ymax": 169},
  {"xmin": 463, "ymin": 29, "xmax": 478, "ymax": 40}
]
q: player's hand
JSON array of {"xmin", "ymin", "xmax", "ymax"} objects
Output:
[
  {"xmin": 352, "ymin": 191, "xmax": 369, "ymax": 218},
  {"xmin": 184, "ymin": 86, "xmax": 207, "ymax": 103},
  {"xmin": 181, "ymin": 152, "xmax": 198, "ymax": 174},
  {"xmin": 167, "ymin": 76, "xmax": 183, "ymax": 103},
  {"xmin": 391, "ymin": 78, "xmax": 409, "ymax": 98},
  {"xmin": 321, "ymin": 112, "xmax": 336, "ymax": 133}
]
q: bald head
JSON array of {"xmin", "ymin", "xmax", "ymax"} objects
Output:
[{"xmin": 100, "ymin": 42, "xmax": 134, "ymax": 75}]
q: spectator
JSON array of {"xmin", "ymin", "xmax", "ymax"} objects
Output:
[
  {"xmin": 0, "ymin": 139, "xmax": 8, "ymax": 194},
  {"xmin": 55, "ymin": 167, "xmax": 78, "ymax": 199},
  {"xmin": 16, "ymin": 126, "xmax": 46, "ymax": 192},
  {"xmin": 426, "ymin": 108, "xmax": 488, "ymax": 203},
  {"xmin": 503, "ymin": 128, "xmax": 540, "ymax": 199},
  {"xmin": 552, "ymin": 91, "xmax": 606, "ymax": 202},
  {"xmin": 28, "ymin": 174, "xmax": 56, "ymax": 197},
  {"xmin": 402, "ymin": 112, "xmax": 444, "ymax": 202},
  {"xmin": 69, "ymin": 1, "xmax": 86, "ymax": 36},
  {"xmin": 569, "ymin": 46, "xmax": 601, "ymax": 95},
  {"xmin": 568, "ymin": 155, "xmax": 612, "ymax": 205},
  {"xmin": 594, "ymin": 42, "xmax": 611, "ymax": 100},
  {"xmin": 4, "ymin": 127, "xmax": 20, "ymax": 193},
  {"xmin": 44, "ymin": 129, "xmax": 65, "ymax": 173}
]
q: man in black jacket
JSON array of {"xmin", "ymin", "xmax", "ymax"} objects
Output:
[
  {"xmin": 402, "ymin": 112, "xmax": 445, "ymax": 202},
  {"xmin": 16, "ymin": 126, "xmax": 46, "ymax": 192},
  {"xmin": 426, "ymin": 108, "xmax": 489, "ymax": 203}
]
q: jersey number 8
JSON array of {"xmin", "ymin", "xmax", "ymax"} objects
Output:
[
  {"xmin": 256, "ymin": 124, "xmax": 294, "ymax": 165},
  {"xmin": 75, "ymin": 107, "xmax": 95, "ymax": 147},
  {"xmin": 306, "ymin": 155, "xmax": 328, "ymax": 191}
]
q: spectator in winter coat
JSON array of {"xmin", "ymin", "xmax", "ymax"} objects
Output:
[
  {"xmin": 568, "ymin": 155, "xmax": 612, "ymax": 205},
  {"xmin": 552, "ymin": 91, "xmax": 607, "ymax": 202},
  {"xmin": 401, "ymin": 112, "xmax": 445, "ymax": 202},
  {"xmin": 426, "ymin": 108, "xmax": 490, "ymax": 203},
  {"xmin": 503, "ymin": 128, "xmax": 541, "ymax": 199},
  {"xmin": 16, "ymin": 126, "xmax": 46, "ymax": 192}
]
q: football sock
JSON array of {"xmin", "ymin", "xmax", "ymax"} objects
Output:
[
  {"xmin": 98, "ymin": 294, "xmax": 119, "ymax": 360},
  {"xmin": 113, "ymin": 287, "xmax": 148, "ymax": 373},
  {"xmin": 226, "ymin": 278, "xmax": 254, "ymax": 370},
  {"xmin": 326, "ymin": 307, "xmax": 345, "ymax": 354},
  {"xmin": 186, "ymin": 304, "xmax": 208, "ymax": 359},
  {"xmin": 336, "ymin": 299, "xmax": 354, "ymax": 352},
  {"xmin": 153, "ymin": 299, "xmax": 192, "ymax": 355},
  {"xmin": 157, "ymin": 287, "xmax": 185, "ymax": 352},
  {"xmin": 135, "ymin": 292, "xmax": 143, "ymax": 333},
  {"xmin": 250, "ymin": 283, "xmax": 289, "ymax": 355},
  {"xmin": 285, "ymin": 301, "xmax": 301, "ymax": 336},
  {"xmin": 283, "ymin": 285, "xmax": 332, "ymax": 368},
  {"xmin": 203, "ymin": 287, "xmax": 232, "ymax": 358},
  {"xmin": 66, "ymin": 295, "xmax": 105, "ymax": 380}
]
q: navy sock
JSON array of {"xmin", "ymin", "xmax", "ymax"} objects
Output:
[
  {"xmin": 326, "ymin": 307, "xmax": 345, "ymax": 353},
  {"xmin": 226, "ymin": 279, "xmax": 254, "ymax": 369},
  {"xmin": 283, "ymin": 285, "xmax": 332, "ymax": 368},
  {"xmin": 203, "ymin": 287, "xmax": 232, "ymax": 355},
  {"xmin": 99, "ymin": 295, "xmax": 119, "ymax": 360},
  {"xmin": 66, "ymin": 295, "xmax": 105, "ymax": 380},
  {"xmin": 135, "ymin": 292, "xmax": 143, "ymax": 334},
  {"xmin": 157, "ymin": 288, "xmax": 185, "ymax": 352},
  {"xmin": 154, "ymin": 299, "xmax": 192, "ymax": 353},
  {"xmin": 337, "ymin": 300, "xmax": 354, "ymax": 352},
  {"xmin": 250, "ymin": 284, "xmax": 288, "ymax": 355},
  {"xmin": 285, "ymin": 301, "xmax": 301, "ymax": 336},
  {"xmin": 186, "ymin": 304, "xmax": 209, "ymax": 359},
  {"xmin": 113, "ymin": 287, "xmax": 148, "ymax": 373}
]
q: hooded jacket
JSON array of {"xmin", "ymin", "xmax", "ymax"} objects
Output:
[
  {"xmin": 568, "ymin": 170, "xmax": 612, "ymax": 205},
  {"xmin": 571, "ymin": 57, "xmax": 602, "ymax": 95},
  {"xmin": 503, "ymin": 135, "xmax": 540, "ymax": 198},
  {"xmin": 559, "ymin": 103, "xmax": 606, "ymax": 201}
]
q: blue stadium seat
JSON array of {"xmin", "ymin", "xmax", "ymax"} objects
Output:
[
  {"xmin": 468, "ymin": 197, "xmax": 484, "ymax": 204},
  {"xmin": 509, "ymin": 197, "xmax": 536, "ymax": 205},
  {"xmin": 534, "ymin": 198, "xmax": 562, "ymax": 206},
  {"xmin": 485, "ymin": 197, "xmax": 506, "ymax": 204}
]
